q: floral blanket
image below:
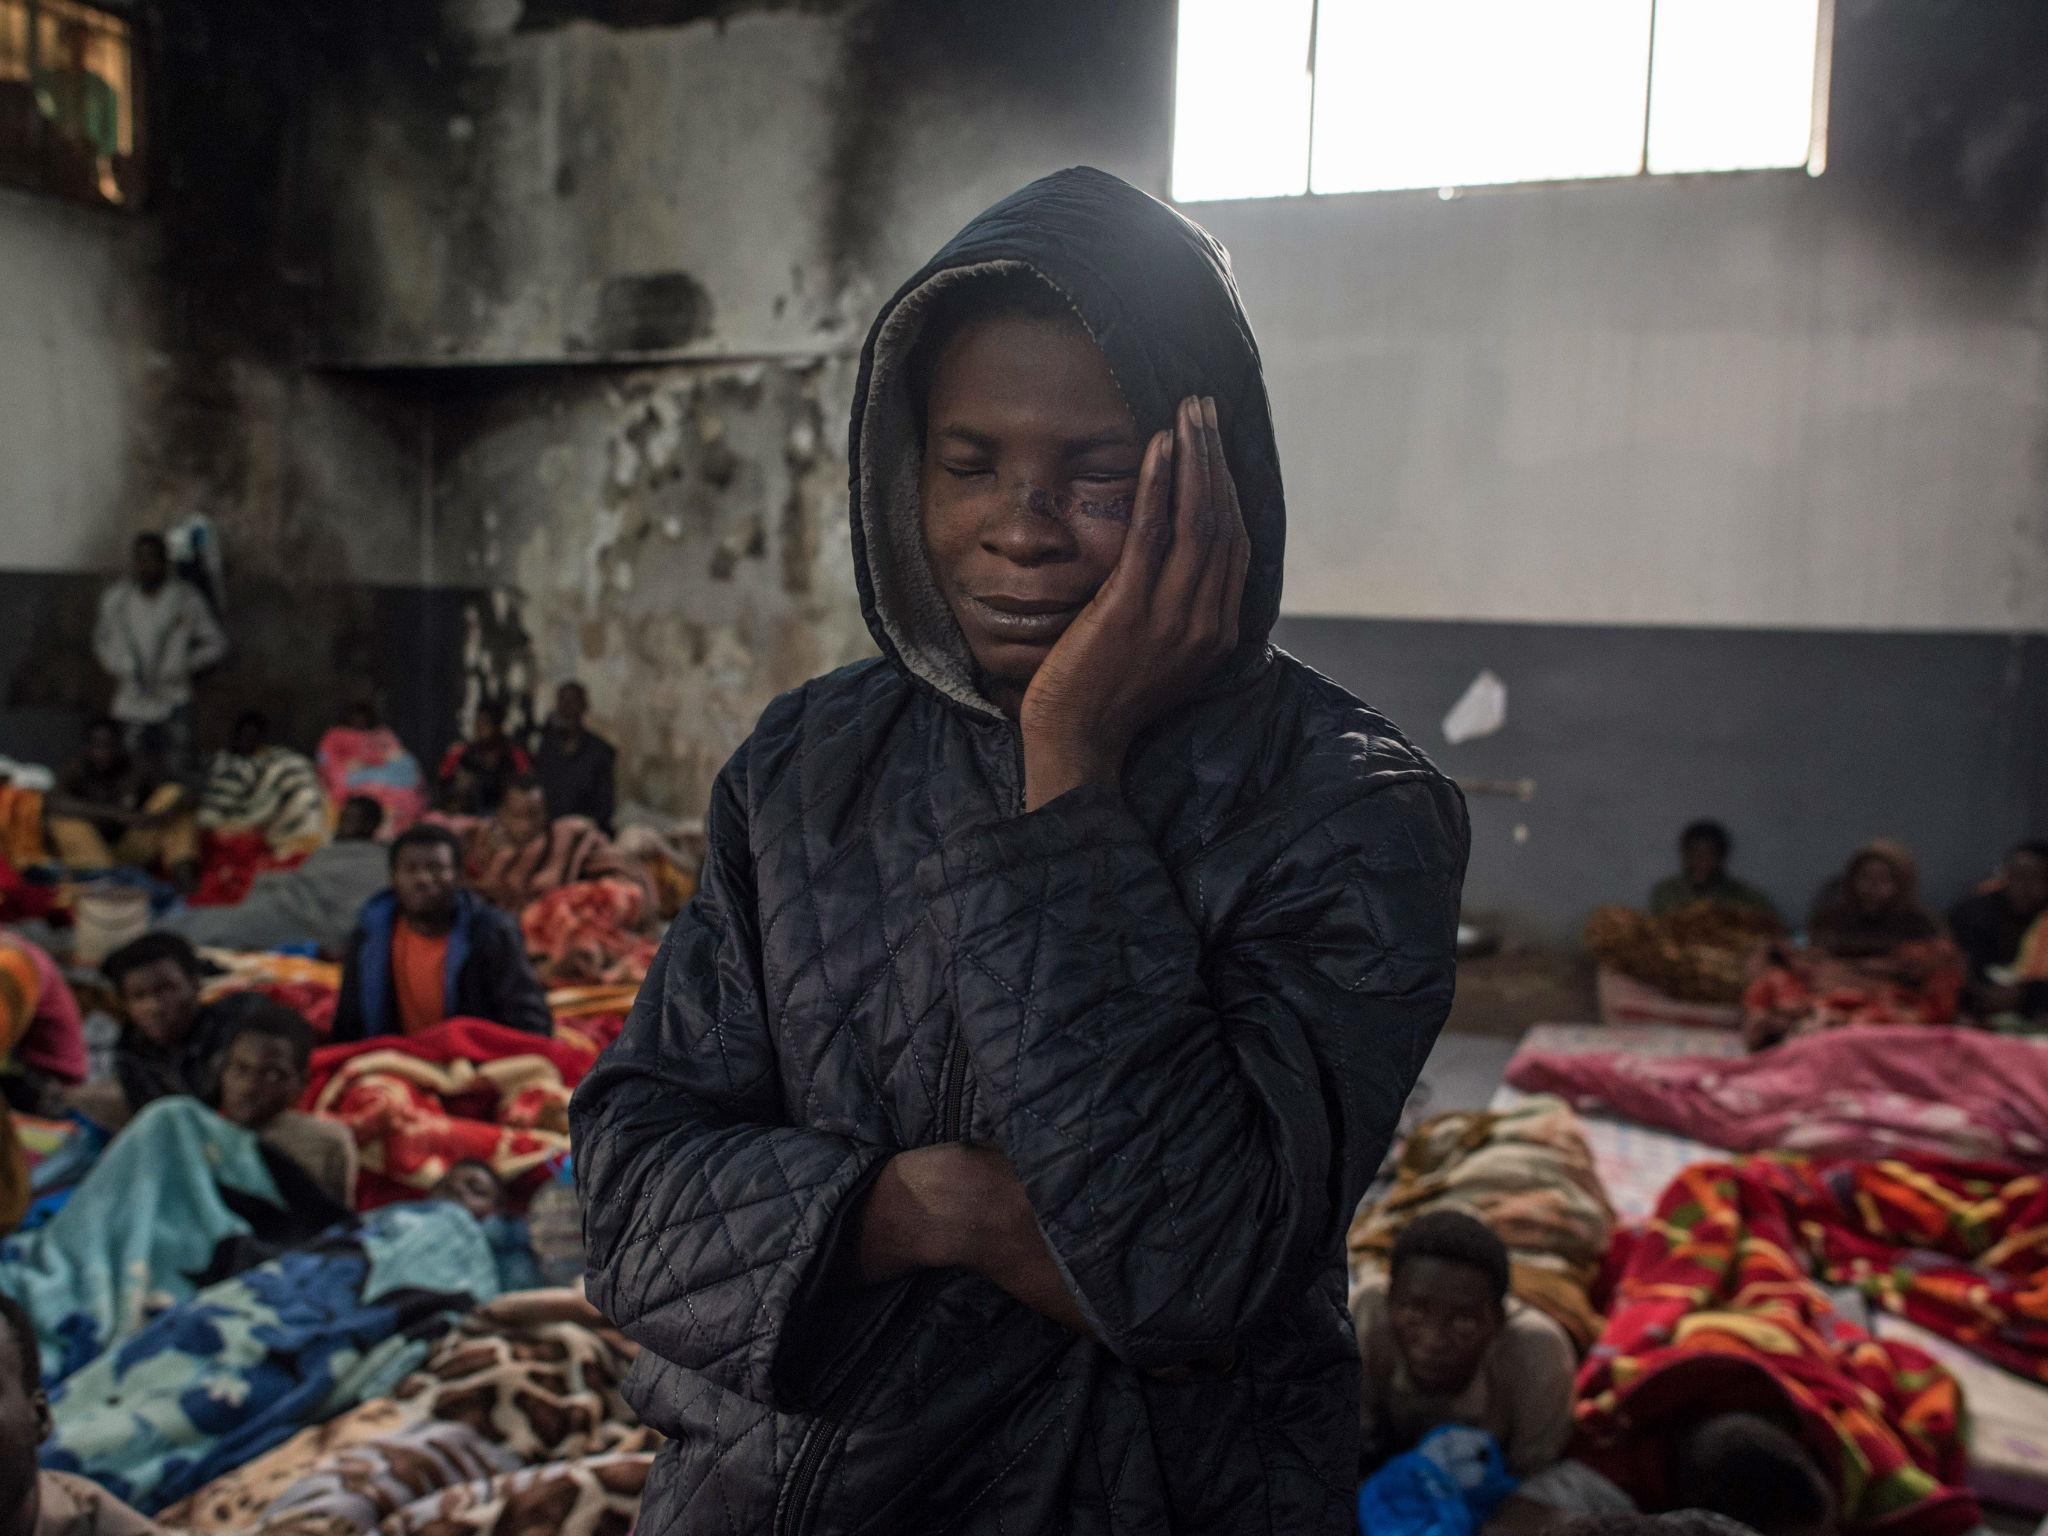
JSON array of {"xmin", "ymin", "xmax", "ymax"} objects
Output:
[
  {"xmin": 1505, "ymin": 1023, "xmax": 2048, "ymax": 1169},
  {"xmin": 1577, "ymin": 1156, "xmax": 1998, "ymax": 1535},
  {"xmin": 1348, "ymin": 1096, "xmax": 1615, "ymax": 1351},
  {"xmin": 0, "ymin": 1098, "xmax": 314, "ymax": 1385},
  {"xmin": 41, "ymin": 1200, "xmax": 499, "ymax": 1515},
  {"xmin": 520, "ymin": 879, "xmax": 659, "ymax": 987},
  {"xmin": 305, "ymin": 1021, "xmax": 594, "ymax": 1208},
  {"xmin": 164, "ymin": 1290, "xmax": 656, "ymax": 1533}
]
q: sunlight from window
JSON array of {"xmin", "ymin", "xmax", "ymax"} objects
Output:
[
  {"xmin": 1172, "ymin": 0, "xmax": 1826, "ymax": 202},
  {"xmin": 1171, "ymin": 0, "xmax": 1315, "ymax": 202},
  {"xmin": 1647, "ymin": 0, "xmax": 1822, "ymax": 174},
  {"xmin": 1311, "ymin": 0, "xmax": 1653, "ymax": 195}
]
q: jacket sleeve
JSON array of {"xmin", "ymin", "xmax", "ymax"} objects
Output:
[
  {"xmin": 181, "ymin": 585, "xmax": 228, "ymax": 673},
  {"xmin": 329, "ymin": 929, "xmax": 368, "ymax": 1043},
  {"xmin": 92, "ymin": 586, "xmax": 128, "ymax": 680},
  {"xmin": 917, "ymin": 774, "xmax": 1466, "ymax": 1371},
  {"xmin": 572, "ymin": 757, "xmax": 894, "ymax": 1406},
  {"xmin": 480, "ymin": 912, "xmax": 555, "ymax": 1037}
]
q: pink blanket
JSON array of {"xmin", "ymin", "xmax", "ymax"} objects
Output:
[{"xmin": 1504, "ymin": 1024, "xmax": 2048, "ymax": 1169}]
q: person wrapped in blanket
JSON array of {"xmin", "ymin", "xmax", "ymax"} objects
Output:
[
  {"xmin": 1493, "ymin": 1156, "xmax": 1982, "ymax": 1536},
  {"xmin": 1351, "ymin": 1212, "xmax": 1577, "ymax": 1479},
  {"xmin": 43, "ymin": 719, "xmax": 199, "ymax": 891},
  {"xmin": 195, "ymin": 710, "xmax": 330, "ymax": 859},
  {"xmin": 439, "ymin": 774, "xmax": 653, "ymax": 916},
  {"xmin": 162, "ymin": 794, "xmax": 390, "ymax": 957},
  {"xmin": 330, "ymin": 824, "xmax": 553, "ymax": 1043},
  {"xmin": 1, "ymin": 931, "xmax": 88, "ymax": 1122},
  {"xmin": 317, "ymin": 700, "xmax": 427, "ymax": 840},
  {"xmin": 1742, "ymin": 841, "xmax": 1965, "ymax": 1051},
  {"xmin": 1947, "ymin": 839, "xmax": 2048, "ymax": 1031},
  {"xmin": 0, "ymin": 1294, "xmax": 165, "ymax": 1536},
  {"xmin": 1584, "ymin": 821, "xmax": 1782, "ymax": 1007}
]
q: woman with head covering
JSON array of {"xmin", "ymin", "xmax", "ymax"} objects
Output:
[
  {"xmin": 1742, "ymin": 841, "xmax": 1964, "ymax": 1050},
  {"xmin": 571, "ymin": 169, "xmax": 1469, "ymax": 1534}
]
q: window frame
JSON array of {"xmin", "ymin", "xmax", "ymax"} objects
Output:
[
  {"xmin": 0, "ymin": 0, "xmax": 148, "ymax": 213},
  {"xmin": 1170, "ymin": 0, "xmax": 1834, "ymax": 205}
]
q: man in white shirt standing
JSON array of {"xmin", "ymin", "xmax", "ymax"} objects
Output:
[{"xmin": 92, "ymin": 532, "xmax": 226, "ymax": 767}]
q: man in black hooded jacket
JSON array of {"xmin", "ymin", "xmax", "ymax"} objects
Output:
[{"xmin": 572, "ymin": 168, "xmax": 1469, "ymax": 1535}]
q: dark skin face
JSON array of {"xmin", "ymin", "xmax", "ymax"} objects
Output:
[
  {"xmin": 554, "ymin": 684, "xmax": 588, "ymax": 734},
  {"xmin": 0, "ymin": 1328, "xmax": 50, "ymax": 1524},
  {"xmin": 119, "ymin": 957, "xmax": 201, "ymax": 1049},
  {"xmin": 335, "ymin": 800, "xmax": 382, "ymax": 842},
  {"xmin": 393, "ymin": 843, "xmax": 459, "ymax": 931},
  {"xmin": 920, "ymin": 311, "xmax": 1145, "ymax": 718},
  {"xmin": 434, "ymin": 1162, "xmax": 503, "ymax": 1222},
  {"xmin": 216, "ymin": 1034, "xmax": 306, "ymax": 1129},
  {"xmin": 1387, "ymin": 1256, "xmax": 1504, "ymax": 1396},
  {"xmin": 232, "ymin": 720, "xmax": 265, "ymax": 758},
  {"xmin": 1681, "ymin": 836, "xmax": 1726, "ymax": 888},
  {"xmin": 496, "ymin": 785, "xmax": 548, "ymax": 846},
  {"xmin": 132, "ymin": 538, "xmax": 168, "ymax": 592},
  {"xmin": 472, "ymin": 709, "xmax": 505, "ymax": 748},
  {"xmin": 1849, "ymin": 854, "xmax": 1903, "ymax": 918},
  {"xmin": 82, "ymin": 723, "xmax": 124, "ymax": 775},
  {"xmin": 2003, "ymin": 851, "xmax": 2048, "ymax": 921}
]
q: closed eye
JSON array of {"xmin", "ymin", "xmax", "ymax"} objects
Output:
[{"xmin": 939, "ymin": 461, "xmax": 994, "ymax": 480}]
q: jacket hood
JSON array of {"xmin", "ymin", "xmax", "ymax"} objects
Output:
[{"xmin": 848, "ymin": 166, "xmax": 1287, "ymax": 716}]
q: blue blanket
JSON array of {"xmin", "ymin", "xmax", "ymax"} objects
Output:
[
  {"xmin": 0, "ymin": 1097, "xmax": 283, "ymax": 1383},
  {"xmin": 41, "ymin": 1199, "xmax": 499, "ymax": 1514}
]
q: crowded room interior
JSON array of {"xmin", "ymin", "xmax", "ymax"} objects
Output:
[{"xmin": 3, "ymin": 2, "xmax": 2046, "ymax": 1533}]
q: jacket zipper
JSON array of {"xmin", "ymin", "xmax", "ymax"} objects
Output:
[{"xmin": 777, "ymin": 1037, "xmax": 972, "ymax": 1536}]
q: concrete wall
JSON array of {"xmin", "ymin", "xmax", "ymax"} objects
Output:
[{"xmin": 7, "ymin": 0, "xmax": 2040, "ymax": 939}]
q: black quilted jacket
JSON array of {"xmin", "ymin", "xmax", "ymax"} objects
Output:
[{"xmin": 572, "ymin": 167, "xmax": 1469, "ymax": 1536}]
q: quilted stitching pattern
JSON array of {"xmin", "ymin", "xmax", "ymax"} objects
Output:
[{"xmin": 572, "ymin": 168, "xmax": 1469, "ymax": 1536}]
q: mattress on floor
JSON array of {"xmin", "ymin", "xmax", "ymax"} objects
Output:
[
  {"xmin": 1492, "ymin": 1022, "xmax": 1740, "ymax": 1222},
  {"xmin": 1493, "ymin": 1024, "xmax": 2048, "ymax": 1516}
]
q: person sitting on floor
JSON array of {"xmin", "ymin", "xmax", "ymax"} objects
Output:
[
  {"xmin": 316, "ymin": 699, "xmax": 426, "ymax": 838},
  {"xmin": 0, "ymin": 1293, "xmax": 164, "ymax": 1535},
  {"xmin": 434, "ymin": 700, "xmax": 529, "ymax": 816},
  {"xmin": 54, "ymin": 932, "xmax": 268, "ymax": 1130},
  {"xmin": 1649, "ymin": 820, "xmax": 1778, "ymax": 921},
  {"xmin": 212, "ymin": 1004, "xmax": 356, "ymax": 1210},
  {"xmin": 163, "ymin": 795, "xmax": 389, "ymax": 956},
  {"xmin": 444, "ymin": 773, "xmax": 652, "ymax": 914},
  {"xmin": 44, "ymin": 718, "xmax": 199, "ymax": 889},
  {"xmin": 1947, "ymin": 839, "xmax": 2048, "ymax": 1028},
  {"xmin": 1743, "ymin": 840, "xmax": 1964, "ymax": 1050},
  {"xmin": 196, "ymin": 710, "xmax": 329, "ymax": 858},
  {"xmin": 330, "ymin": 823, "xmax": 552, "ymax": 1043},
  {"xmin": 530, "ymin": 681, "xmax": 617, "ymax": 835},
  {"xmin": 1352, "ymin": 1209, "xmax": 1576, "ymax": 1478},
  {"xmin": 0, "ymin": 930, "xmax": 87, "ymax": 1119}
]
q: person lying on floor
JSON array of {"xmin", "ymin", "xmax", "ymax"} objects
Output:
[
  {"xmin": 1743, "ymin": 840, "xmax": 1964, "ymax": 1050},
  {"xmin": 1649, "ymin": 819, "xmax": 1778, "ymax": 921},
  {"xmin": 441, "ymin": 773, "xmax": 652, "ymax": 913},
  {"xmin": 213, "ymin": 1004, "xmax": 356, "ymax": 1209},
  {"xmin": 194, "ymin": 709, "xmax": 329, "ymax": 858},
  {"xmin": 50, "ymin": 932, "xmax": 274, "ymax": 1131},
  {"xmin": 330, "ymin": 823, "xmax": 553, "ymax": 1042},
  {"xmin": 430, "ymin": 1157, "xmax": 542, "ymax": 1291},
  {"xmin": 0, "ymin": 929, "xmax": 87, "ymax": 1120},
  {"xmin": 317, "ymin": 698, "xmax": 426, "ymax": 837},
  {"xmin": 1353, "ymin": 1211, "xmax": 1575, "ymax": 1478},
  {"xmin": 0, "ymin": 1294, "xmax": 163, "ymax": 1536},
  {"xmin": 44, "ymin": 719, "xmax": 199, "ymax": 891},
  {"xmin": 161, "ymin": 794, "xmax": 389, "ymax": 956},
  {"xmin": 1491, "ymin": 1412, "xmax": 1838, "ymax": 1536},
  {"xmin": 1947, "ymin": 839, "xmax": 2048, "ymax": 1028}
]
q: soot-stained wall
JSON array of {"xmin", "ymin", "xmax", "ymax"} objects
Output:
[{"xmin": 0, "ymin": 0, "xmax": 440, "ymax": 766}]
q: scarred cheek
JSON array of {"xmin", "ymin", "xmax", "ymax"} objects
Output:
[{"xmin": 1018, "ymin": 484, "xmax": 1133, "ymax": 525}]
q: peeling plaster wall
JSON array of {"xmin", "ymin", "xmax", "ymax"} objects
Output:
[{"xmin": 430, "ymin": 357, "xmax": 873, "ymax": 816}]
